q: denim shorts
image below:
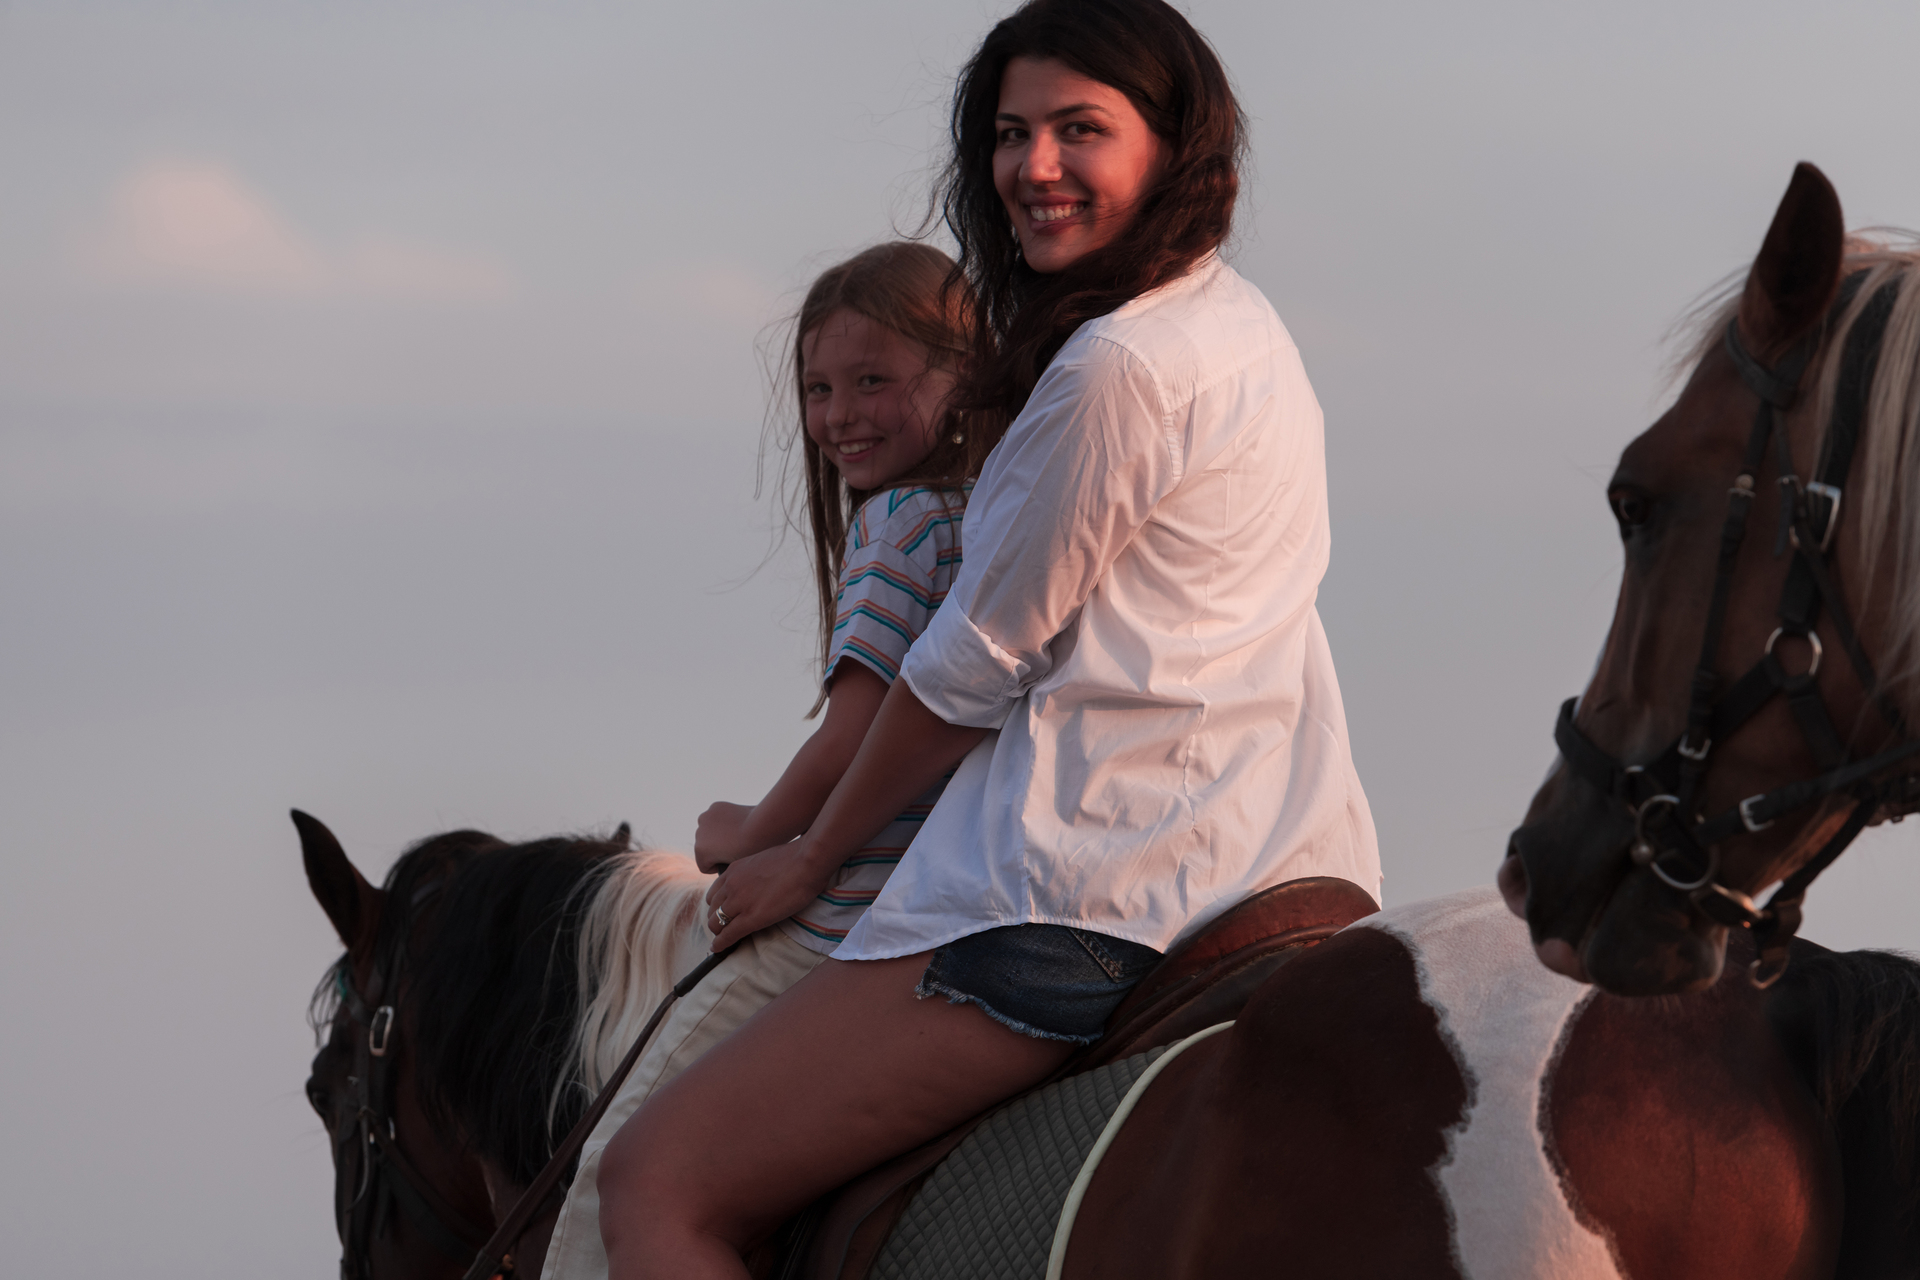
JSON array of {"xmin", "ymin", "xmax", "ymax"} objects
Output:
[{"xmin": 915, "ymin": 923, "xmax": 1163, "ymax": 1045}]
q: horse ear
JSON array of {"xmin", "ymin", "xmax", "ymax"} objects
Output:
[
  {"xmin": 293, "ymin": 809, "xmax": 381, "ymax": 952},
  {"xmin": 1737, "ymin": 162, "xmax": 1845, "ymax": 360},
  {"xmin": 611, "ymin": 822, "xmax": 632, "ymax": 848}
]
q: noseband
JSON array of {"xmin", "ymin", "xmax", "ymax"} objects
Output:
[
  {"xmin": 326, "ymin": 887, "xmax": 495, "ymax": 1279},
  {"xmin": 1554, "ymin": 270, "xmax": 1920, "ymax": 987}
]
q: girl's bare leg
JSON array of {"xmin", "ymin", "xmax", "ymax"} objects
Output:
[{"xmin": 597, "ymin": 951, "xmax": 1072, "ymax": 1279}]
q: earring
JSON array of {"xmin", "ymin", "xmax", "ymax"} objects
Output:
[{"xmin": 951, "ymin": 432, "xmax": 965, "ymax": 445}]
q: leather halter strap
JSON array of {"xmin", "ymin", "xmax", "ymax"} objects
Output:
[
  {"xmin": 332, "ymin": 936, "xmax": 495, "ymax": 1279},
  {"xmin": 1552, "ymin": 270, "xmax": 1920, "ymax": 986}
]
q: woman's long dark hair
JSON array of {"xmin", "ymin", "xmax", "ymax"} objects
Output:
[{"xmin": 935, "ymin": 0, "xmax": 1246, "ymax": 472}]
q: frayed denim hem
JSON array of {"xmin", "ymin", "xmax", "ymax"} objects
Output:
[{"xmin": 913, "ymin": 978, "xmax": 1102, "ymax": 1046}]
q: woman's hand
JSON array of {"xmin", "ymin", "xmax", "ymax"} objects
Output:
[
  {"xmin": 705, "ymin": 840, "xmax": 831, "ymax": 951},
  {"xmin": 693, "ymin": 801, "xmax": 754, "ymax": 872}
]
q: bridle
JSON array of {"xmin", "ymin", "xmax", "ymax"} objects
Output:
[
  {"xmin": 1553, "ymin": 269, "xmax": 1920, "ymax": 987},
  {"xmin": 323, "ymin": 885, "xmax": 496, "ymax": 1280}
]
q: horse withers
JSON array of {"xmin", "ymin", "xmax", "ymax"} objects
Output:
[{"xmin": 1502, "ymin": 163, "xmax": 1920, "ymax": 997}]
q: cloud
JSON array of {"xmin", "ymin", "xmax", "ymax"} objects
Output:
[
  {"xmin": 79, "ymin": 159, "xmax": 326, "ymax": 294},
  {"xmin": 341, "ymin": 236, "xmax": 512, "ymax": 303},
  {"xmin": 74, "ymin": 158, "xmax": 512, "ymax": 304}
]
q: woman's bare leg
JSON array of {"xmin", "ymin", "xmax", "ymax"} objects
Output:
[{"xmin": 597, "ymin": 951, "xmax": 1072, "ymax": 1279}]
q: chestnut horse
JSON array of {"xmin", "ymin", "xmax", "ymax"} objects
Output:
[{"xmin": 1502, "ymin": 162, "xmax": 1920, "ymax": 996}]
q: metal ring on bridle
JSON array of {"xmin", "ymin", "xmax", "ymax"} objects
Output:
[
  {"xmin": 1629, "ymin": 793, "xmax": 1721, "ymax": 893},
  {"xmin": 1630, "ymin": 793, "xmax": 1681, "ymax": 861},
  {"xmin": 1651, "ymin": 841, "xmax": 1720, "ymax": 894},
  {"xmin": 1764, "ymin": 626, "xmax": 1823, "ymax": 677}
]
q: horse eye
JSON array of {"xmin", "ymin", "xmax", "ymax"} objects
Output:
[
  {"xmin": 1609, "ymin": 488, "xmax": 1651, "ymax": 534},
  {"xmin": 306, "ymin": 1079, "xmax": 330, "ymax": 1114}
]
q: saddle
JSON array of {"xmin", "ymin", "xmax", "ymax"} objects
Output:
[{"xmin": 777, "ymin": 875, "xmax": 1378, "ymax": 1280}]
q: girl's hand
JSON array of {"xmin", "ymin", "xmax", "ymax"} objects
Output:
[
  {"xmin": 694, "ymin": 801, "xmax": 754, "ymax": 872},
  {"xmin": 705, "ymin": 841, "xmax": 831, "ymax": 951}
]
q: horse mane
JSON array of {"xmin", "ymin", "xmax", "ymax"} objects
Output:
[
  {"xmin": 1673, "ymin": 233, "xmax": 1920, "ymax": 707},
  {"xmin": 561, "ymin": 849, "xmax": 712, "ymax": 1112},
  {"xmin": 307, "ymin": 828, "xmax": 507, "ymax": 1035},
  {"xmin": 404, "ymin": 828, "xmax": 628, "ymax": 1187},
  {"xmin": 1776, "ymin": 945, "xmax": 1920, "ymax": 1262}
]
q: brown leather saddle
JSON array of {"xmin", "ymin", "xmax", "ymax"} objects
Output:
[{"xmin": 772, "ymin": 875, "xmax": 1378, "ymax": 1280}]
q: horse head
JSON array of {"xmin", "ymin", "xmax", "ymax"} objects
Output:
[
  {"xmin": 1501, "ymin": 162, "xmax": 1920, "ymax": 995},
  {"xmin": 298, "ymin": 809, "xmax": 498, "ymax": 1280}
]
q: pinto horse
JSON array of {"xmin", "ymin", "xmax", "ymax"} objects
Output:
[
  {"xmin": 302, "ymin": 808, "xmax": 1920, "ymax": 1278},
  {"xmin": 1502, "ymin": 162, "xmax": 1920, "ymax": 997}
]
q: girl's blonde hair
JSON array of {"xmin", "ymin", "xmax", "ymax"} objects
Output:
[{"xmin": 784, "ymin": 242, "xmax": 978, "ymax": 696}]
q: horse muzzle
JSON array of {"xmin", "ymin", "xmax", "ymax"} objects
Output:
[{"xmin": 1503, "ymin": 774, "xmax": 1726, "ymax": 996}]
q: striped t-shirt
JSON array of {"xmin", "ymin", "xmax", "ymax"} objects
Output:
[{"xmin": 779, "ymin": 484, "xmax": 968, "ymax": 955}]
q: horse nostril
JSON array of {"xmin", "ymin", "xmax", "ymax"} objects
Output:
[{"xmin": 1497, "ymin": 843, "xmax": 1529, "ymax": 920}]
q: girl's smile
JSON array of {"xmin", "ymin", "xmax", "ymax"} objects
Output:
[{"xmin": 802, "ymin": 308, "xmax": 955, "ymax": 490}]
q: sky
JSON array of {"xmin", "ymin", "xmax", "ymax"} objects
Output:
[{"xmin": 3, "ymin": 1, "xmax": 1918, "ymax": 1275}]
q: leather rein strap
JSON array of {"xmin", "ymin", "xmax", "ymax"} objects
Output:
[
  {"xmin": 1553, "ymin": 270, "xmax": 1920, "ymax": 987},
  {"xmin": 457, "ymin": 943, "xmax": 739, "ymax": 1280}
]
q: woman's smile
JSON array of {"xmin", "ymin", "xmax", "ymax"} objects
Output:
[{"xmin": 992, "ymin": 57, "xmax": 1167, "ymax": 273}]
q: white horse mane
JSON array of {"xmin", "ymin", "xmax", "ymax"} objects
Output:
[
  {"xmin": 1675, "ymin": 234, "xmax": 1920, "ymax": 708},
  {"xmin": 551, "ymin": 848, "xmax": 712, "ymax": 1127}
]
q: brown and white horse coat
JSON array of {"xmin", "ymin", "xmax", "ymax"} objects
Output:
[{"xmin": 1063, "ymin": 886, "xmax": 1835, "ymax": 1280}]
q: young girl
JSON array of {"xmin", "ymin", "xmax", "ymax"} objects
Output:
[
  {"xmin": 600, "ymin": 1, "xmax": 1381, "ymax": 1275},
  {"xmin": 541, "ymin": 240, "xmax": 976, "ymax": 1280}
]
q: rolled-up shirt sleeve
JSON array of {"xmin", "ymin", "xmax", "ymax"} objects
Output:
[{"xmin": 902, "ymin": 336, "xmax": 1177, "ymax": 728}]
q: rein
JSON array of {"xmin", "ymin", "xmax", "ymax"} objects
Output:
[{"xmin": 1554, "ymin": 270, "xmax": 1920, "ymax": 987}]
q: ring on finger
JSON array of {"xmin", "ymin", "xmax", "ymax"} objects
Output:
[{"xmin": 713, "ymin": 906, "xmax": 731, "ymax": 928}]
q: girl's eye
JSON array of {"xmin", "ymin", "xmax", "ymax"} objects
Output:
[
  {"xmin": 1608, "ymin": 488, "xmax": 1652, "ymax": 536},
  {"xmin": 805, "ymin": 382, "xmax": 829, "ymax": 396},
  {"xmin": 858, "ymin": 374, "xmax": 885, "ymax": 389}
]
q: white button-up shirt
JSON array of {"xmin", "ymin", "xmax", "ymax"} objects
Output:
[{"xmin": 834, "ymin": 254, "xmax": 1381, "ymax": 961}]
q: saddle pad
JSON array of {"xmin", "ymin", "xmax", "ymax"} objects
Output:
[{"xmin": 869, "ymin": 1047, "xmax": 1167, "ymax": 1280}]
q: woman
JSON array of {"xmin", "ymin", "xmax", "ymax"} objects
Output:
[{"xmin": 599, "ymin": 2, "xmax": 1380, "ymax": 1274}]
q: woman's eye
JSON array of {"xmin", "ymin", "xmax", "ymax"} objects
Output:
[
  {"xmin": 997, "ymin": 127, "xmax": 1026, "ymax": 146},
  {"xmin": 1609, "ymin": 488, "xmax": 1651, "ymax": 535}
]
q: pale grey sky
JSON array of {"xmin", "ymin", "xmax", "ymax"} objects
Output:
[{"xmin": 3, "ymin": 2, "xmax": 1918, "ymax": 1274}]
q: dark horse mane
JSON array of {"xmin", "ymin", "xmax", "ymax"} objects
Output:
[
  {"xmin": 311, "ymin": 825, "xmax": 626, "ymax": 1187},
  {"xmin": 1776, "ymin": 941, "xmax": 1920, "ymax": 1267}
]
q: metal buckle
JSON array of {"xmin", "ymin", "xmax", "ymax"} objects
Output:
[
  {"xmin": 1807, "ymin": 481, "xmax": 1842, "ymax": 552},
  {"xmin": 369, "ymin": 1006, "xmax": 395, "ymax": 1057},
  {"xmin": 1677, "ymin": 733, "xmax": 1711, "ymax": 762},
  {"xmin": 1738, "ymin": 795, "xmax": 1774, "ymax": 834},
  {"xmin": 1764, "ymin": 626, "xmax": 1822, "ymax": 678}
]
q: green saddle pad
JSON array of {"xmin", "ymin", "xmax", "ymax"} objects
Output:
[{"xmin": 871, "ymin": 1046, "xmax": 1167, "ymax": 1280}]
